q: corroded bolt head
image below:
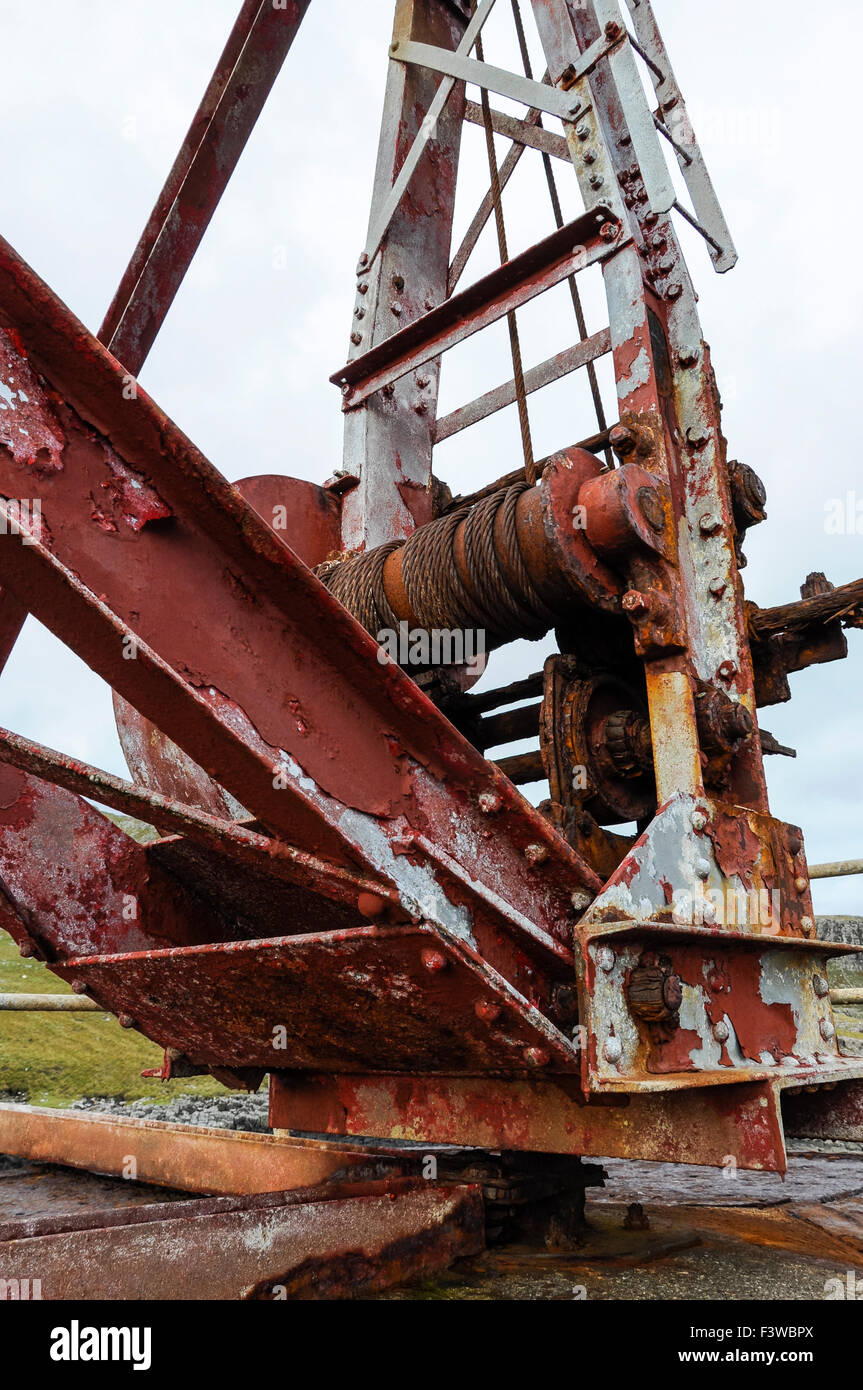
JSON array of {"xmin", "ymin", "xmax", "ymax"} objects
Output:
[
  {"xmin": 524, "ymin": 1046, "xmax": 550, "ymax": 1068},
  {"xmin": 479, "ymin": 790, "xmax": 502, "ymax": 815},
  {"xmin": 572, "ymin": 889, "xmax": 593, "ymax": 914},
  {"xmin": 597, "ymin": 945, "xmax": 616, "ymax": 973},
  {"xmin": 603, "ymin": 1036, "xmax": 623, "ymax": 1064},
  {"xmin": 717, "ymin": 660, "xmax": 737, "ymax": 681},
  {"xmin": 667, "ymin": 283, "xmax": 684, "ymax": 300},
  {"xmin": 678, "ymin": 345, "xmax": 700, "ymax": 367},
  {"xmin": 686, "ymin": 425, "xmax": 709, "ymax": 448},
  {"xmin": 794, "ymin": 877, "xmax": 808, "ymax": 894},
  {"xmin": 475, "ymin": 999, "xmax": 501, "ymax": 1023},
  {"xmin": 820, "ymin": 1018, "xmax": 836, "ymax": 1041},
  {"xmin": 702, "ymin": 901, "xmax": 717, "ymax": 923},
  {"xmin": 713, "ymin": 1020, "xmax": 730, "ymax": 1043},
  {"xmin": 118, "ymin": 1014, "xmax": 135, "ymax": 1029},
  {"xmin": 800, "ymin": 915, "xmax": 815, "ymax": 936},
  {"xmin": 576, "ymin": 123, "xmax": 590, "ymax": 140},
  {"xmin": 609, "ymin": 423, "xmax": 637, "ymax": 455},
  {"xmin": 622, "ymin": 589, "xmax": 648, "ymax": 614},
  {"xmin": 813, "ymin": 974, "xmax": 830, "ymax": 998},
  {"xmin": 699, "ymin": 512, "xmax": 722, "ymax": 535},
  {"xmin": 18, "ymin": 940, "xmax": 35, "ymax": 958},
  {"xmin": 695, "ymin": 857, "xmax": 711, "ymax": 880},
  {"xmin": 691, "ymin": 809, "xmax": 708, "ymax": 832},
  {"xmin": 421, "ymin": 948, "xmax": 448, "ymax": 974},
  {"xmin": 598, "ymin": 219, "xmax": 618, "ymax": 240},
  {"xmin": 524, "ymin": 842, "xmax": 548, "ymax": 865},
  {"xmin": 71, "ymin": 979, "xmax": 89, "ymax": 995},
  {"xmin": 709, "ymin": 577, "xmax": 727, "ymax": 597}
]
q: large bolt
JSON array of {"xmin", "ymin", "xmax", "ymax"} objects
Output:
[
  {"xmin": 622, "ymin": 589, "xmax": 649, "ymax": 614},
  {"xmin": 609, "ymin": 423, "xmax": 637, "ymax": 456},
  {"xmin": 604, "ymin": 1036, "xmax": 623, "ymax": 1064},
  {"xmin": 597, "ymin": 945, "xmax": 616, "ymax": 973}
]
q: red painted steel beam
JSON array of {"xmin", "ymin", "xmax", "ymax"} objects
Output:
[
  {"xmin": 0, "ymin": 723, "xmax": 396, "ymax": 913},
  {"xmin": 0, "ymin": 235, "xmax": 599, "ymax": 997},
  {"xmin": 332, "ymin": 208, "xmax": 621, "ymax": 407},
  {"xmin": 99, "ymin": 0, "xmax": 312, "ymax": 374}
]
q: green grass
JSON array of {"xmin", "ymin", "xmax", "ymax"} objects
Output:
[{"xmin": 0, "ymin": 927, "xmax": 225, "ymax": 1108}]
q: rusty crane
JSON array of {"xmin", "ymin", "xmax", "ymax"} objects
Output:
[{"xmin": 0, "ymin": 0, "xmax": 862, "ymax": 1298}]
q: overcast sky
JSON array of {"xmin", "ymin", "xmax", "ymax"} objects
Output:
[{"xmin": 0, "ymin": 1, "xmax": 860, "ymax": 914}]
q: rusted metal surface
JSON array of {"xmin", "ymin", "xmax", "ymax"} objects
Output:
[
  {"xmin": 0, "ymin": 1104, "xmax": 397, "ymax": 1195},
  {"xmin": 51, "ymin": 924, "xmax": 580, "ymax": 1074},
  {"xmin": 270, "ymin": 1071, "xmax": 790, "ymax": 1172},
  {"xmin": 99, "ymin": 0, "xmax": 312, "ymax": 374},
  {"xmin": 0, "ymin": 1178, "xmax": 484, "ymax": 1300}
]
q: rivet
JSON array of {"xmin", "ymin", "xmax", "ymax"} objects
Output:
[
  {"xmin": 820, "ymin": 1018, "xmax": 836, "ymax": 1041},
  {"xmin": 667, "ymin": 283, "xmax": 684, "ymax": 300},
  {"xmin": 702, "ymin": 901, "xmax": 717, "ymax": 923},
  {"xmin": 597, "ymin": 945, "xmax": 616, "ymax": 972},
  {"xmin": 18, "ymin": 939, "xmax": 35, "ymax": 958},
  {"xmin": 713, "ymin": 1020, "xmax": 730, "ymax": 1043},
  {"xmin": 571, "ymin": 889, "xmax": 592, "ymax": 913},
  {"xmin": 524, "ymin": 1046, "xmax": 550, "ymax": 1068},
  {"xmin": 813, "ymin": 974, "xmax": 829, "ymax": 998},
  {"xmin": 118, "ymin": 1014, "xmax": 135, "ymax": 1029},
  {"xmin": 475, "ymin": 999, "xmax": 501, "ymax": 1023},
  {"xmin": 678, "ymin": 345, "xmax": 699, "ymax": 367},
  {"xmin": 479, "ymin": 791, "xmax": 502, "ymax": 814},
  {"xmin": 800, "ymin": 915, "xmax": 814, "ymax": 936},
  {"xmin": 525, "ymin": 843, "xmax": 548, "ymax": 865},
  {"xmin": 603, "ymin": 1036, "xmax": 623, "ymax": 1064},
  {"xmin": 690, "ymin": 809, "xmax": 708, "ymax": 831},
  {"xmin": 686, "ymin": 426, "xmax": 709, "ymax": 449},
  {"xmin": 699, "ymin": 512, "xmax": 722, "ymax": 535},
  {"xmin": 350, "ymin": 330, "xmax": 362, "ymax": 346},
  {"xmin": 695, "ymin": 856, "xmax": 711, "ymax": 880},
  {"xmin": 717, "ymin": 660, "xmax": 737, "ymax": 681},
  {"xmin": 357, "ymin": 892, "xmax": 388, "ymax": 919},
  {"xmin": 794, "ymin": 877, "xmax": 808, "ymax": 894},
  {"xmin": 71, "ymin": 979, "xmax": 89, "ymax": 995},
  {"xmin": 421, "ymin": 948, "xmax": 448, "ymax": 974},
  {"xmin": 390, "ymin": 302, "xmax": 402, "ymax": 316},
  {"xmin": 709, "ymin": 578, "xmax": 727, "ymax": 598}
]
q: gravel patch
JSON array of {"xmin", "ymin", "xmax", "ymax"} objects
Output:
[{"xmin": 69, "ymin": 1092, "xmax": 272, "ymax": 1133}]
